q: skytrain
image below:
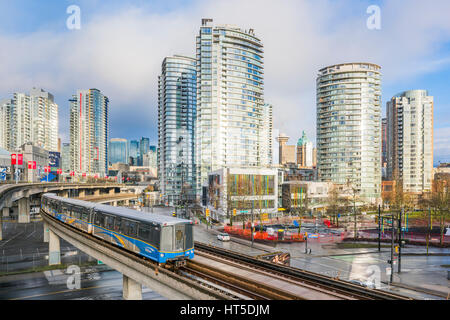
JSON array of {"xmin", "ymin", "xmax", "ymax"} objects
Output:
[{"xmin": 41, "ymin": 193, "xmax": 194, "ymax": 265}]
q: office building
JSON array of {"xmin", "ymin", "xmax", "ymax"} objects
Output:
[
  {"xmin": 277, "ymin": 133, "xmax": 296, "ymax": 165},
  {"xmin": 297, "ymin": 130, "xmax": 315, "ymax": 167},
  {"xmin": 109, "ymin": 138, "xmax": 128, "ymax": 165},
  {"xmin": 316, "ymin": 63, "xmax": 382, "ymax": 203}
]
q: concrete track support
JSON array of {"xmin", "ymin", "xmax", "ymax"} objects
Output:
[
  {"xmin": 79, "ymin": 190, "xmax": 86, "ymax": 198},
  {"xmin": 18, "ymin": 197, "xmax": 30, "ymax": 224},
  {"xmin": 49, "ymin": 229, "xmax": 61, "ymax": 265},
  {"xmin": 123, "ymin": 274, "xmax": 143, "ymax": 300},
  {"xmin": 44, "ymin": 221, "xmax": 49, "ymax": 243},
  {"xmin": 2, "ymin": 207, "xmax": 9, "ymax": 218}
]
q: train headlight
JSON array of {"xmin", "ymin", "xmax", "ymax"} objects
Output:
[{"xmin": 160, "ymin": 254, "xmax": 164, "ymax": 257}]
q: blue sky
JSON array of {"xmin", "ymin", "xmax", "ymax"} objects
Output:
[{"xmin": 0, "ymin": 0, "xmax": 449, "ymax": 165}]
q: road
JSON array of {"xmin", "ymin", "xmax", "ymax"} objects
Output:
[{"xmin": 0, "ymin": 208, "xmax": 448, "ymax": 300}]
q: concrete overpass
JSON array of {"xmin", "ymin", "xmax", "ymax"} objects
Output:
[
  {"xmin": 0, "ymin": 183, "xmax": 136, "ymax": 240},
  {"xmin": 40, "ymin": 209, "xmax": 229, "ymax": 300}
]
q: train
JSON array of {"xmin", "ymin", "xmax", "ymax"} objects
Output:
[{"xmin": 41, "ymin": 193, "xmax": 194, "ymax": 265}]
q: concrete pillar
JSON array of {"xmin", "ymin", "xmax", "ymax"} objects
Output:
[
  {"xmin": 61, "ymin": 190, "xmax": 69, "ymax": 198},
  {"xmin": 79, "ymin": 190, "xmax": 86, "ymax": 198},
  {"xmin": 2, "ymin": 207, "xmax": 9, "ymax": 217},
  {"xmin": 49, "ymin": 229, "xmax": 61, "ymax": 265},
  {"xmin": 43, "ymin": 221, "xmax": 49, "ymax": 243},
  {"xmin": 94, "ymin": 189, "xmax": 100, "ymax": 196},
  {"xmin": 124, "ymin": 199, "xmax": 130, "ymax": 206},
  {"xmin": 112, "ymin": 201, "xmax": 118, "ymax": 207},
  {"xmin": 122, "ymin": 275, "xmax": 142, "ymax": 300},
  {"xmin": 109, "ymin": 188, "xmax": 115, "ymax": 195},
  {"xmin": 18, "ymin": 197, "xmax": 30, "ymax": 224}
]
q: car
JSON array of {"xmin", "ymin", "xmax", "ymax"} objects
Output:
[{"xmin": 217, "ymin": 233, "xmax": 230, "ymax": 241}]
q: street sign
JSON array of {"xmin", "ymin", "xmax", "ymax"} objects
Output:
[
  {"xmin": 278, "ymin": 208, "xmax": 286, "ymax": 211},
  {"xmin": 233, "ymin": 209, "xmax": 236, "ymax": 216},
  {"xmin": 11, "ymin": 154, "xmax": 16, "ymax": 165},
  {"xmin": 17, "ymin": 154, "xmax": 23, "ymax": 165},
  {"xmin": 205, "ymin": 209, "xmax": 210, "ymax": 217},
  {"xmin": 240, "ymin": 210, "xmax": 248, "ymax": 214}
]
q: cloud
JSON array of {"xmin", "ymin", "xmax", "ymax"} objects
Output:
[{"xmin": 0, "ymin": 0, "xmax": 449, "ymax": 159}]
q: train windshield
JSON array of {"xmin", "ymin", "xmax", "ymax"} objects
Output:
[{"xmin": 174, "ymin": 224, "xmax": 184, "ymax": 251}]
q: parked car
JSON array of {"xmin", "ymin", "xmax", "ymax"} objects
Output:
[{"xmin": 217, "ymin": 233, "xmax": 230, "ymax": 241}]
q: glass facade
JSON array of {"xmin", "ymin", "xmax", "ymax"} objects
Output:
[
  {"xmin": 109, "ymin": 138, "xmax": 128, "ymax": 165},
  {"xmin": 196, "ymin": 19, "xmax": 270, "ymax": 194},
  {"xmin": 158, "ymin": 55, "xmax": 197, "ymax": 206},
  {"xmin": 69, "ymin": 88, "xmax": 109, "ymax": 176},
  {"xmin": 316, "ymin": 63, "xmax": 382, "ymax": 203}
]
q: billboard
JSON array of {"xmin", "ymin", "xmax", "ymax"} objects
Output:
[{"xmin": 48, "ymin": 152, "xmax": 61, "ymax": 168}]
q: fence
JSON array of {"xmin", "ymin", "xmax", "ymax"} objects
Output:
[{"xmin": 356, "ymin": 231, "xmax": 450, "ymax": 244}]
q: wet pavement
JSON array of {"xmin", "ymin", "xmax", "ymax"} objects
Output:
[
  {"xmin": 193, "ymin": 220, "xmax": 449, "ymax": 300},
  {"xmin": 0, "ymin": 211, "xmax": 448, "ymax": 300}
]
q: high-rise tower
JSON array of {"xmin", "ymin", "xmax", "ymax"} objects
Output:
[
  {"xmin": 158, "ymin": 55, "xmax": 197, "ymax": 206},
  {"xmin": 316, "ymin": 63, "xmax": 382, "ymax": 203},
  {"xmin": 69, "ymin": 89, "xmax": 109, "ymax": 176},
  {"xmin": 195, "ymin": 19, "xmax": 269, "ymax": 192},
  {"xmin": 386, "ymin": 90, "xmax": 433, "ymax": 193}
]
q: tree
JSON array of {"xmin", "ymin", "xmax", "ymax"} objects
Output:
[{"xmin": 429, "ymin": 175, "xmax": 450, "ymax": 245}]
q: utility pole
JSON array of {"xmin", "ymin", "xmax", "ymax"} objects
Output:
[
  {"xmin": 398, "ymin": 208, "xmax": 403, "ymax": 273},
  {"xmin": 390, "ymin": 214, "xmax": 394, "ymax": 284},
  {"xmin": 251, "ymin": 200, "xmax": 254, "ymax": 247},
  {"xmin": 378, "ymin": 205, "xmax": 381, "ymax": 252}
]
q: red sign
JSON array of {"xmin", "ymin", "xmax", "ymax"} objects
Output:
[
  {"xmin": 17, "ymin": 154, "xmax": 23, "ymax": 165},
  {"xmin": 11, "ymin": 154, "xmax": 16, "ymax": 165},
  {"xmin": 44, "ymin": 166, "xmax": 51, "ymax": 173},
  {"xmin": 94, "ymin": 174, "xmax": 98, "ymax": 178},
  {"xmin": 28, "ymin": 161, "xmax": 36, "ymax": 170},
  {"xmin": 82, "ymin": 173, "xmax": 86, "ymax": 177},
  {"xmin": 57, "ymin": 169, "xmax": 62, "ymax": 174},
  {"xmin": 70, "ymin": 171, "xmax": 75, "ymax": 176}
]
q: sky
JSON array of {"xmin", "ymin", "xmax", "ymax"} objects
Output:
[{"xmin": 0, "ymin": 0, "xmax": 449, "ymax": 165}]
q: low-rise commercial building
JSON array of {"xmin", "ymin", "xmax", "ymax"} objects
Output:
[{"xmin": 207, "ymin": 167, "xmax": 279, "ymax": 223}]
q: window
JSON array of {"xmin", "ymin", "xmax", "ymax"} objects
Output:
[
  {"xmin": 105, "ymin": 216, "xmax": 115, "ymax": 230},
  {"xmin": 138, "ymin": 224, "xmax": 150, "ymax": 241},
  {"xmin": 160, "ymin": 226, "xmax": 173, "ymax": 251}
]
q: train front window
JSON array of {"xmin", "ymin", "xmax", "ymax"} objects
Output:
[
  {"xmin": 160, "ymin": 226, "xmax": 173, "ymax": 251},
  {"xmin": 174, "ymin": 224, "xmax": 184, "ymax": 251}
]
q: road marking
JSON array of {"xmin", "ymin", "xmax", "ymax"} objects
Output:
[
  {"xmin": 9, "ymin": 284, "xmax": 119, "ymax": 300},
  {"xmin": 0, "ymin": 231, "xmax": 24, "ymax": 248}
]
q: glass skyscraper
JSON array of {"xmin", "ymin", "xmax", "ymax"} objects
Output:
[
  {"xmin": 69, "ymin": 88, "xmax": 109, "ymax": 176},
  {"xmin": 129, "ymin": 140, "xmax": 139, "ymax": 166},
  {"xmin": 316, "ymin": 63, "xmax": 382, "ymax": 203},
  {"xmin": 158, "ymin": 55, "xmax": 197, "ymax": 206},
  {"xmin": 195, "ymin": 19, "xmax": 270, "ymax": 193},
  {"xmin": 109, "ymin": 138, "xmax": 128, "ymax": 165}
]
